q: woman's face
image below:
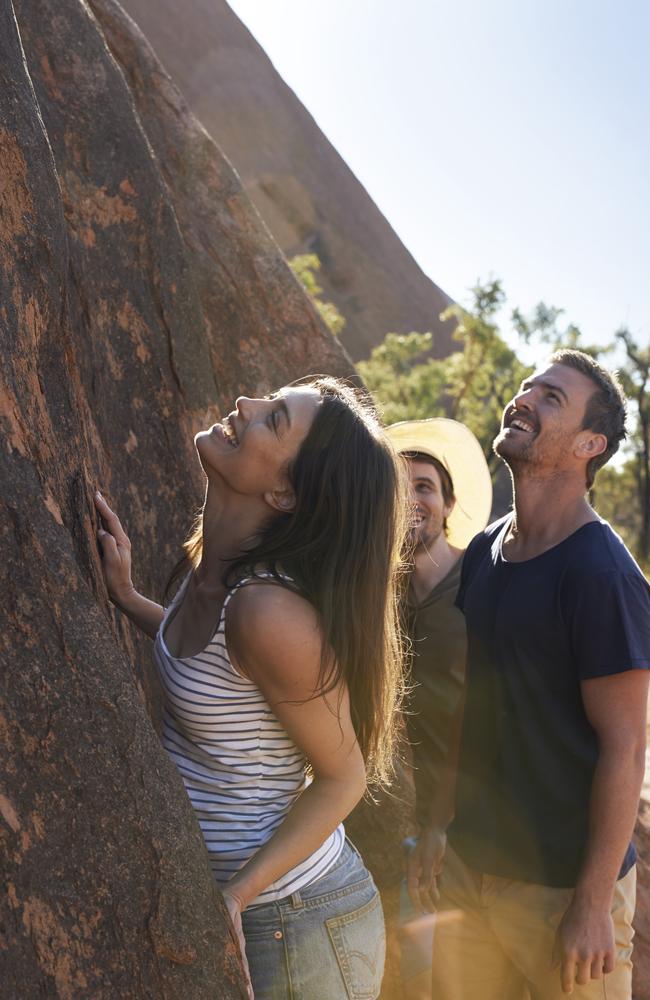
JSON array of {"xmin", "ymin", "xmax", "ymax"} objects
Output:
[{"xmin": 195, "ymin": 386, "xmax": 321, "ymax": 509}]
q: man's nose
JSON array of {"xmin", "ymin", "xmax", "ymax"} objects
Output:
[{"xmin": 513, "ymin": 386, "xmax": 534, "ymax": 410}]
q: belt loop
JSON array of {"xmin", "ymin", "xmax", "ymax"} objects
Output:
[{"xmin": 290, "ymin": 891, "xmax": 303, "ymax": 909}]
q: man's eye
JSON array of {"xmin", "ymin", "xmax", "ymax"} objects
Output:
[{"xmin": 548, "ymin": 392, "xmax": 559, "ymax": 401}]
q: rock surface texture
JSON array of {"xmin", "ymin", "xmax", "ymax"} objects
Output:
[
  {"xmin": 0, "ymin": 0, "xmax": 351, "ymax": 995},
  {"xmin": 119, "ymin": 0, "xmax": 455, "ymax": 362}
]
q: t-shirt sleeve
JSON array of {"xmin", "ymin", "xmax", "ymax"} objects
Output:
[{"xmin": 566, "ymin": 569, "xmax": 650, "ymax": 679}]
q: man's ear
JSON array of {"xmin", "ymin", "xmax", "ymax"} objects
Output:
[
  {"xmin": 444, "ymin": 496, "xmax": 456, "ymax": 521},
  {"xmin": 574, "ymin": 431, "xmax": 607, "ymax": 461},
  {"xmin": 264, "ymin": 486, "xmax": 296, "ymax": 514}
]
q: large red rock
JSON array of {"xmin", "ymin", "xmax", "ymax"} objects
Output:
[
  {"xmin": 1, "ymin": 0, "xmax": 351, "ymax": 993},
  {"xmin": 119, "ymin": 0, "xmax": 455, "ymax": 362}
]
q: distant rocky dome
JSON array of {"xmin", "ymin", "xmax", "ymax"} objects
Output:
[{"xmin": 119, "ymin": 0, "xmax": 455, "ymax": 361}]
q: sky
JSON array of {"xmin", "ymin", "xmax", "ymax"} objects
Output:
[{"xmin": 228, "ymin": 0, "xmax": 649, "ymax": 366}]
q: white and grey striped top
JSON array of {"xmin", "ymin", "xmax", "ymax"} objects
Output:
[{"xmin": 153, "ymin": 572, "xmax": 344, "ymax": 905}]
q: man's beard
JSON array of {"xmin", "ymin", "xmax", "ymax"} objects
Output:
[
  {"xmin": 493, "ymin": 428, "xmax": 536, "ymax": 468},
  {"xmin": 494, "ymin": 427, "xmax": 575, "ymax": 477},
  {"xmin": 412, "ymin": 521, "xmax": 444, "ymax": 551}
]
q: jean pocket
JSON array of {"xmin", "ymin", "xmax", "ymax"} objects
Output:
[{"xmin": 326, "ymin": 891, "xmax": 385, "ymax": 1000}]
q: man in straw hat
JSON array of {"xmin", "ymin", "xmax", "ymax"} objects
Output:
[
  {"xmin": 386, "ymin": 418, "xmax": 492, "ymax": 1000},
  {"xmin": 429, "ymin": 350, "xmax": 650, "ymax": 1000}
]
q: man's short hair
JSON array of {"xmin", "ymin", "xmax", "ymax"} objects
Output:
[{"xmin": 550, "ymin": 349, "xmax": 627, "ymax": 489}]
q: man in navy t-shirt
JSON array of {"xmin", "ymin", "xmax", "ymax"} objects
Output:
[{"xmin": 427, "ymin": 350, "xmax": 650, "ymax": 999}]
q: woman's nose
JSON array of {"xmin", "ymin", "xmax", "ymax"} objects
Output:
[{"xmin": 235, "ymin": 396, "xmax": 254, "ymax": 418}]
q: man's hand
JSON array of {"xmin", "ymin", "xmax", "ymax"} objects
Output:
[
  {"xmin": 551, "ymin": 896, "xmax": 615, "ymax": 994},
  {"xmin": 406, "ymin": 826, "xmax": 447, "ymax": 913}
]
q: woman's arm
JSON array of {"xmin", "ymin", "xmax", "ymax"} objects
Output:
[
  {"xmin": 94, "ymin": 492, "xmax": 164, "ymax": 639},
  {"xmin": 223, "ymin": 583, "xmax": 367, "ymax": 909}
]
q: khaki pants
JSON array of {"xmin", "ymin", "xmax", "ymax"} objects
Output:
[{"xmin": 431, "ymin": 846, "xmax": 635, "ymax": 1000}]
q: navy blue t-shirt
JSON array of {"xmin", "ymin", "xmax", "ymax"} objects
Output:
[{"xmin": 449, "ymin": 514, "xmax": 650, "ymax": 888}]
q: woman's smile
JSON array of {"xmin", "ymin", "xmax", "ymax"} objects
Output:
[{"xmin": 211, "ymin": 413, "xmax": 239, "ymax": 448}]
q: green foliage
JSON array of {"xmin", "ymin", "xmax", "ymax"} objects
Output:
[
  {"xmin": 440, "ymin": 280, "xmax": 531, "ymax": 466},
  {"xmin": 613, "ymin": 328, "xmax": 650, "ymax": 564},
  {"xmin": 357, "ymin": 333, "xmax": 447, "ymax": 425},
  {"xmin": 289, "ymin": 254, "xmax": 346, "ymax": 337},
  {"xmin": 511, "ymin": 301, "xmax": 603, "ymax": 358},
  {"xmin": 591, "ymin": 461, "xmax": 644, "ymax": 568},
  {"xmin": 360, "ymin": 279, "xmax": 530, "ymax": 471}
]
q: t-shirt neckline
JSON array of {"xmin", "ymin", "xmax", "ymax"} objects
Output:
[{"xmin": 496, "ymin": 513, "xmax": 605, "ymax": 567}]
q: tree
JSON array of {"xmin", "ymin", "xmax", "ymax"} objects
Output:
[
  {"xmin": 441, "ymin": 279, "xmax": 531, "ymax": 469},
  {"xmin": 290, "ymin": 254, "xmax": 346, "ymax": 337},
  {"xmin": 357, "ymin": 332, "xmax": 448, "ymax": 425},
  {"xmin": 615, "ymin": 329, "xmax": 650, "ymax": 566},
  {"xmin": 511, "ymin": 301, "xmax": 605, "ymax": 359},
  {"xmin": 590, "ymin": 461, "xmax": 642, "ymax": 564},
  {"xmin": 359, "ymin": 279, "xmax": 530, "ymax": 475}
]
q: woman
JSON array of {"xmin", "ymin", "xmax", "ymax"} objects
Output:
[{"xmin": 95, "ymin": 377, "xmax": 408, "ymax": 1000}]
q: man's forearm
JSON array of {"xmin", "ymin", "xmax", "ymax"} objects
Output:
[{"xmin": 574, "ymin": 738, "xmax": 646, "ymax": 908}]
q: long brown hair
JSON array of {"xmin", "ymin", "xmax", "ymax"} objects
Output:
[{"xmin": 168, "ymin": 377, "xmax": 409, "ymax": 785}]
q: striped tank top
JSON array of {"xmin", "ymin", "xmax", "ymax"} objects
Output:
[{"xmin": 153, "ymin": 572, "xmax": 345, "ymax": 905}]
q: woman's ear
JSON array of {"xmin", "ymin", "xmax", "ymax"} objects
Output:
[{"xmin": 264, "ymin": 486, "xmax": 296, "ymax": 514}]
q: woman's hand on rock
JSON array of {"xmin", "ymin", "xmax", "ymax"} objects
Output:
[{"xmin": 94, "ymin": 492, "xmax": 135, "ymax": 606}]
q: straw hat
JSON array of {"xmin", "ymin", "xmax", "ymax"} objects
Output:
[{"xmin": 386, "ymin": 418, "xmax": 493, "ymax": 549}]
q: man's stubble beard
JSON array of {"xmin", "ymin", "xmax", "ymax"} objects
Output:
[{"xmin": 412, "ymin": 523, "xmax": 444, "ymax": 553}]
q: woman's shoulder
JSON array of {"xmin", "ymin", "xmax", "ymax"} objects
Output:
[
  {"xmin": 227, "ymin": 576, "xmax": 319, "ymax": 643},
  {"xmin": 226, "ymin": 579, "xmax": 324, "ymax": 690}
]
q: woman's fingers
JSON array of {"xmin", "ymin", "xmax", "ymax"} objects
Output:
[
  {"xmin": 97, "ymin": 528, "xmax": 118, "ymax": 560},
  {"xmin": 93, "ymin": 493, "xmax": 135, "ymax": 609},
  {"xmin": 222, "ymin": 894, "xmax": 254, "ymax": 999},
  {"xmin": 94, "ymin": 492, "xmax": 131, "ymax": 549}
]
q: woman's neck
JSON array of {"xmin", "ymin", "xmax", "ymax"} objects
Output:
[{"xmin": 194, "ymin": 484, "xmax": 271, "ymax": 589}]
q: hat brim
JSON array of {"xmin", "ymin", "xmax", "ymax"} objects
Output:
[{"xmin": 386, "ymin": 418, "xmax": 493, "ymax": 549}]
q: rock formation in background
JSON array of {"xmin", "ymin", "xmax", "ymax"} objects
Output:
[
  {"xmin": 0, "ymin": 0, "xmax": 350, "ymax": 993},
  {"xmin": 119, "ymin": 0, "xmax": 455, "ymax": 362}
]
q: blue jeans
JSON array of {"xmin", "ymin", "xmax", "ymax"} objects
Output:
[{"xmin": 241, "ymin": 840, "xmax": 385, "ymax": 999}]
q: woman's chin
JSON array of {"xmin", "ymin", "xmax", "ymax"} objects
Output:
[{"xmin": 195, "ymin": 431, "xmax": 224, "ymax": 474}]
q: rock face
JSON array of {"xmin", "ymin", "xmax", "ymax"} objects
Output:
[
  {"xmin": 0, "ymin": 0, "xmax": 351, "ymax": 994},
  {"xmin": 119, "ymin": 0, "xmax": 455, "ymax": 362}
]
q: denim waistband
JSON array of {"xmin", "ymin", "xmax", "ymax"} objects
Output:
[
  {"xmin": 285, "ymin": 839, "xmax": 370, "ymax": 909},
  {"xmin": 244, "ymin": 838, "xmax": 370, "ymax": 915}
]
